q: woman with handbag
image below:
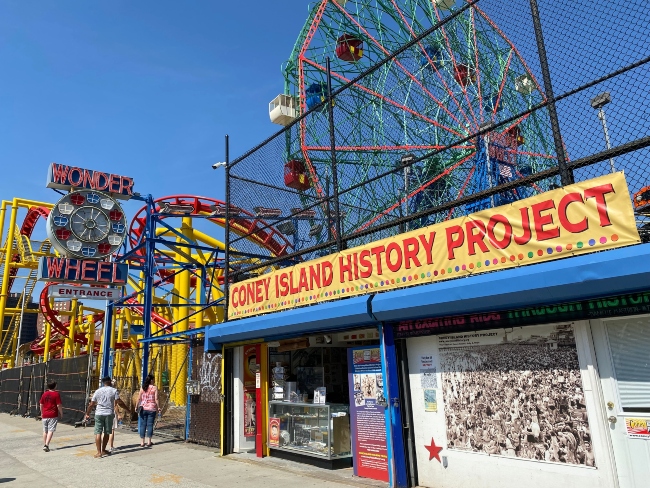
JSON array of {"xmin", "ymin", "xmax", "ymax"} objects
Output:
[{"xmin": 136, "ymin": 374, "xmax": 160, "ymax": 447}]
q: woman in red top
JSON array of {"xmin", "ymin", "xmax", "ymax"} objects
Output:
[
  {"xmin": 40, "ymin": 381, "xmax": 63, "ymax": 452},
  {"xmin": 136, "ymin": 374, "xmax": 160, "ymax": 447}
]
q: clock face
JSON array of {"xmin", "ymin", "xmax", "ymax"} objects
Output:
[{"xmin": 47, "ymin": 189, "xmax": 128, "ymax": 259}]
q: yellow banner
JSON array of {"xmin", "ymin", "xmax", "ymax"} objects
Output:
[{"xmin": 229, "ymin": 173, "xmax": 640, "ymax": 319}]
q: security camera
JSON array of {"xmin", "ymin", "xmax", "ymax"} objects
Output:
[
  {"xmin": 324, "ymin": 335, "xmax": 332, "ymax": 344},
  {"xmin": 212, "ymin": 162, "xmax": 227, "ymax": 170}
]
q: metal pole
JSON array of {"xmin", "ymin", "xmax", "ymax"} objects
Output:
[
  {"xmin": 326, "ymin": 57, "xmax": 343, "ymax": 251},
  {"xmin": 185, "ymin": 344, "xmax": 193, "ymax": 440},
  {"xmin": 403, "ymin": 166, "xmax": 410, "ymax": 232},
  {"xmin": 224, "ymin": 135, "xmax": 230, "ymax": 322},
  {"xmin": 528, "ymin": 0, "xmax": 573, "ymax": 186},
  {"xmin": 100, "ymin": 301, "xmax": 113, "ymax": 379},
  {"xmin": 597, "ymin": 108, "xmax": 616, "ymax": 173},
  {"xmin": 140, "ymin": 195, "xmax": 155, "ymax": 381},
  {"xmin": 325, "ymin": 175, "xmax": 332, "ymax": 244}
]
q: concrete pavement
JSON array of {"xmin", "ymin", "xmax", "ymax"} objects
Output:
[{"xmin": 0, "ymin": 414, "xmax": 385, "ymax": 488}]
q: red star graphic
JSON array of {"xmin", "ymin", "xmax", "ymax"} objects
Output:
[{"xmin": 425, "ymin": 437, "xmax": 443, "ymax": 462}]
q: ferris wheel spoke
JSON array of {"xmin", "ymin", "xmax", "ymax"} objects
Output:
[
  {"xmin": 491, "ymin": 50, "xmax": 513, "ymax": 120},
  {"xmin": 331, "ymin": 2, "xmax": 465, "ymax": 129},
  {"xmin": 473, "ymin": 4, "xmax": 545, "ymax": 97},
  {"xmin": 446, "ymin": 165, "xmax": 476, "ymax": 221},
  {"xmin": 386, "ymin": 0, "xmax": 471, "ymax": 129},
  {"xmin": 354, "ymin": 150, "xmax": 476, "ymax": 233},
  {"xmin": 432, "ymin": 5, "xmax": 479, "ymax": 130},
  {"xmin": 301, "ymin": 57, "xmax": 464, "ymax": 138},
  {"xmin": 470, "ymin": 6, "xmax": 484, "ymax": 124}
]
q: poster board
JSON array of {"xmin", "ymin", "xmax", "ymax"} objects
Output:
[{"xmin": 347, "ymin": 347, "xmax": 389, "ymax": 482}]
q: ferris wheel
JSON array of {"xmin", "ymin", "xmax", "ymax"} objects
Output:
[{"xmin": 271, "ymin": 0, "xmax": 559, "ymax": 241}]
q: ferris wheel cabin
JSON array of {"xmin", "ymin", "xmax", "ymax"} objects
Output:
[
  {"xmin": 336, "ymin": 34, "xmax": 363, "ymax": 62},
  {"xmin": 420, "ymin": 46, "xmax": 444, "ymax": 70},
  {"xmin": 453, "ymin": 64, "xmax": 476, "ymax": 87},
  {"xmin": 284, "ymin": 160, "xmax": 311, "ymax": 191},
  {"xmin": 305, "ymin": 83, "xmax": 327, "ymax": 111},
  {"xmin": 269, "ymin": 94, "xmax": 297, "ymax": 126}
]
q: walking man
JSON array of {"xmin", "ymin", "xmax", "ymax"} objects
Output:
[
  {"xmin": 39, "ymin": 381, "xmax": 63, "ymax": 452},
  {"xmin": 84, "ymin": 376, "xmax": 130, "ymax": 458}
]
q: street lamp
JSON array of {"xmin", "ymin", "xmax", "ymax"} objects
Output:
[{"xmin": 590, "ymin": 92, "xmax": 616, "ymax": 173}]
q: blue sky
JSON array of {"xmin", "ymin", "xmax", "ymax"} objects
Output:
[
  {"xmin": 0, "ymin": 0, "xmax": 310, "ymax": 237},
  {"xmin": 0, "ymin": 0, "xmax": 646, "ymax": 243}
]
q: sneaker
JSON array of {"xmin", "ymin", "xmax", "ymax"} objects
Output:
[{"xmin": 43, "ymin": 445, "xmax": 50, "ymax": 452}]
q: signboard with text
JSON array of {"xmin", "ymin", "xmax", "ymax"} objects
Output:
[
  {"xmin": 38, "ymin": 257, "xmax": 128, "ymax": 285},
  {"xmin": 48, "ymin": 285, "xmax": 122, "ymax": 300},
  {"xmin": 229, "ymin": 173, "xmax": 640, "ymax": 319},
  {"xmin": 46, "ymin": 163, "xmax": 135, "ymax": 200}
]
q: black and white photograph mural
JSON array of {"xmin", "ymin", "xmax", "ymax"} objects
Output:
[{"xmin": 440, "ymin": 325, "xmax": 595, "ymax": 466}]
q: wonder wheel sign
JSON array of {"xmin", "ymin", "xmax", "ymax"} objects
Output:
[
  {"xmin": 37, "ymin": 165, "xmax": 131, "ymax": 287},
  {"xmin": 46, "ymin": 189, "xmax": 127, "ymax": 259}
]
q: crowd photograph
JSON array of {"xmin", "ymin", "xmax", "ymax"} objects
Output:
[{"xmin": 440, "ymin": 326, "xmax": 595, "ymax": 466}]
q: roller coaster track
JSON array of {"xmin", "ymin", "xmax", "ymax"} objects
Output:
[{"xmin": 4, "ymin": 195, "xmax": 292, "ymax": 357}]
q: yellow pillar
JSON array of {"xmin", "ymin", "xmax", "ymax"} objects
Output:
[
  {"xmin": 75, "ymin": 304, "xmax": 84, "ymax": 357},
  {"xmin": 195, "ymin": 267, "xmax": 204, "ymax": 329},
  {"xmin": 86, "ymin": 316, "xmax": 94, "ymax": 358},
  {"xmin": 66, "ymin": 299, "xmax": 78, "ymax": 358},
  {"xmin": 0, "ymin": 202, "xmax": 19, "ymax": 349},
  {"xmin": 172, "ymin": 218, "xmax": 192, "ymax": 406},
  {"xmin": 43, "ymin": 320, "xmax": 52, "ymax": 363},
  {"xmin": 115, "ymin": 314, "xmax": 124, "ymax": 378}
]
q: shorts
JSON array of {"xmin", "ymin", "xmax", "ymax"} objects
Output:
[
  {"xmin": 42, "ymin": 418, "xmax": 58, "ymax": 432},
  {"xmin": 94, "ymin": 414, "xmax": 115, "ymax": 435}
]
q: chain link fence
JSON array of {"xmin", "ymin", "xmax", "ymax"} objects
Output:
[
  {"xmin": 226, "ymin": 0, "xmax": 650, "ymax": 286},
  {"xmin": 188, "ymin": 343, "xmax": 222, "ymax": 448},
  {"xmin": 46, "ymin": 356, "xmax": 92, "ymax": 425}
]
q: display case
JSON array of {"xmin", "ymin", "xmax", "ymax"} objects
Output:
[{"xmin": 268, "ymin": 401, "xmax": 351, "ymax": 459}]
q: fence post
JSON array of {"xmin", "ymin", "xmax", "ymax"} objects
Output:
[
  {"xmin": 528, "ymin": 0, "xmax": 573, "ymax": 186},
  {"xmin": 185, "ymin": 344, "xmax": 193, "ymax": 441},
  {"xmin": 224, "ymin": 135, "xmax": 230, "ymax": 321},
  {"xmin": 326, "ymin": 57, "xmax": 343, "ymax": 251}
]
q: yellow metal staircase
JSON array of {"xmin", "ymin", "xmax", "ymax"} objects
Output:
[{"xmin": 0, "ymin": 229, "xmax": 51, "ymax": 359}]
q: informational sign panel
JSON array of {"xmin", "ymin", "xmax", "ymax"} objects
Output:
[
  {"xmin": 230, "ymin": 173, "xmax": 640, "ymax": 319},
  {"xmin": 48, "ymin": 285, "xmax": 121, "ymax": 300},
  {"xmin": 347, "ymin": 347, "xmax": 389, "ymax": 482}
]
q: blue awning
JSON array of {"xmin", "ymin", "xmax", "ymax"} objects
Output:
[
  {"xmin": 372, "ymin": 243, "xmax": 650, "ymax": 322},
  {"xmin": 205, "ymin": 295, "xmax": 374, "ymax": 352}
]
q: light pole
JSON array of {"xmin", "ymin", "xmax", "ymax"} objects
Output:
[{"xmin": 590, "ymin": 92, "xmax": 616, "ymax": 173}]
